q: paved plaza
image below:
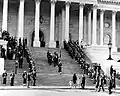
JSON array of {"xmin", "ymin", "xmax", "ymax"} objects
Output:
[{"xmin": 0, "ymin": 88, "xmax": 120, "ymax": 96}]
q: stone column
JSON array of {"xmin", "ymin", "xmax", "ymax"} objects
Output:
[
  {"xmin": 65, "ymin": 1, "xmax": 70, "ymax": 42},
  {"xmin": 18, "ymin": 0, "xmax": 25, "ymax": 41},
  {"xmin": 61, "ymin": 8, "xmax": 65, "ymax": 45},
  {"xmin": 79, "ymin": 3, "xmax": 84, "ymax": 45},
  {"xmin": 92, "ymin": 5, "xmax": 97, "ymax": 45},
  {"xmin": 88, "ymin": 10, "xmax": 92, "ymax": 45},
  {"xmin": 100, "ymin": 10, "xmax": 104, "ymax": 46},
  {"xmin": 49, "ymin": 0, "xmax": 56, "ymax": 48},
  {"xmin": 112, "ymin": 11, "xmax": 116, "ymax": 49},
  {"xmin": 2, "ymin": 0, "xmax": 8, "ymax": 32},
  {"xmin": 33, "ymin": 0, "xmax": 41, "ymax": 47}
]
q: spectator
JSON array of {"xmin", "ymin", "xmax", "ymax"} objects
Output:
[
  {"xmin": 73, "ymin": 73, "xmax": 77, "ymax": 88},
  {"xmin": 2, "ymin": 70, "xmax": 7, "ymax": 86}
]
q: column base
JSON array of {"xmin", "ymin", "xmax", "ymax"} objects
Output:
[
  {"xmin": 48, "ymin": 41, "xmax": 56, "ymax": 48},
  {"xmin": 33, "ymin": 41, "xmax": 40, "ymax": 47}
]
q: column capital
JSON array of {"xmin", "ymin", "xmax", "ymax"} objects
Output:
[
  {"xmin": 112, "ymin": 10, "xmax": 117, "ymax": 15},
  {"xmin": 100, "ymin": 9, "xmax": 105, "ymax": 14},
  {"xmin": 65, "ymin": 1, "xmax": 71, "ymax": 6},
  {"xmin": 35, "ymin": 0, "xmax": 41, "ymax": 3},
  {"xmin": 50, "ymin": 0, "xmax": 57, "ymax": 4},
  {"xmin": 79, "ymin": 3, "xmax": 84, "ymax": 8},
  {"xmin": 20, "ymin": 0, "xmax": 25, "ymax": 2},
  {"xmin": 92, "ymin": 4, "xmax": 98, "ymax": 9}
]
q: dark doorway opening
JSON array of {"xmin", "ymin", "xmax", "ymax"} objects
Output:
[{"xmin": 31, "ymin": 30, "xmax": 45, "ymax": 47}]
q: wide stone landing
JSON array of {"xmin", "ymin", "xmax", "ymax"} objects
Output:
[{"xmin": 85, "ymin": 46, "xmax": 120, "ymax": 76}]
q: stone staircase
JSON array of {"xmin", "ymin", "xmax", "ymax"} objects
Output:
[
  {"xmin": 0, "ymin": 47, "xmax": 94, "ymax": 86},
  {"xmin": 28, "ymin": 47, "xmax": 94, "ymax": 86}
]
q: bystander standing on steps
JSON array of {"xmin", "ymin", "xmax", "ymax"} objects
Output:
[
  {"xmin": 2, "ymin": 70, "xmax": 7, "ymax": 86},
  {"xmin": 73, "ymin": 73, "xmax": 77, "ymax": 88}
]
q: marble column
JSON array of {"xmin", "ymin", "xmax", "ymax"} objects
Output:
[
  {"xmin": 112, "ymin": 11, "xmax": 116, "ymax": 49},
  {"xmin": 18, "ymin": 0, "xmax": 25, "ymax": 41},
  {"xmin": 61, "ymin": 8, "xmax": 65, "ymax": 45},
  {"xmin": 2, "ymin": 0, "xmax": 8, "ymax": 32},
  {"xmin": 33, "ymin": 0, "xmax": 41, "ymax": 47},
  {"xmin": 88, "ymin": 10, "xmax": 92, "ymax": 45},
  {"xmin": 79, "ymin": 3, "xmax": 84, "ymax": 45},
  {"xmin": 49, "ymin": 0, "xmax": 56, "ymax": 48},
  {"xmin": 92, "ymin": 5, "xmax": 97, "ymax": 45},
  {"xmin": 100, "ymin": 10, "xmax": 104, "ymax": 46},
  {"xmin": 65, "ymin": 1, "xmax": 70, "ymax": 42}
]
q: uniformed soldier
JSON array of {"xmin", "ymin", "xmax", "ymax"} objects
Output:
[
  {"xmin": 10, "ymin": 71, "xmax": 15, "ymax": 86},
  {"xmin": 108, "ymin": 77, "xmax": 112, "ymax": 94},
  {"xmin": 58, "ymin": 60, "xmax": 62, "ymax": 74},
  {"xmin": 27, "ymin": 72, "xmax": 31, "ymax": 88},
  {"xmin": 2, "ymin": 70, "xmax": 7, "ymax": 86},
  {"xmin": 22, "ymin": 71, "xmax": 27, "ymax": 86},
  {"xmin": 32, "ymin": 70, "xmax": 36, "ymax": 86},
  {"xmin": 98, "ymin": 75, "xmax": 105, "ymax": 92},
  {"xmin": 15, "ymin": 60, "xmax": 18, "ymax": 74},
  {"xmin": 81, "ymin": 74, "xmax": 86, "ymax": 89},
  {"xmin": 19, "ymin": 55, "xmax": 23, "ymax": 68}
]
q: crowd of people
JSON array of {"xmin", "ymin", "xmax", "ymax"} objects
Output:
[
  {"xmin": 1, "ymin": 30, "xmax": 36, "ymax": 88},
  {"xmin": 47, "ymin": 51, "xmax": 62, "ymax": 74},
  {"xmin": 64, "ymin": 40, "xmax": 117, "ymax": 94}
]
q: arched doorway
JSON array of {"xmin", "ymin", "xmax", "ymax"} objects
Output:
[
  {"xmin": 103, "ymin": 34, "xmax": 111, "ymax": 45},
  {"xmin": 31, "ymin": 30, "xmax": 45, "ymax": 47}
]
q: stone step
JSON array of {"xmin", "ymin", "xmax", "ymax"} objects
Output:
[{"xmin": 0, "ymin": 73, "xmax": 94, "ymax": 86}]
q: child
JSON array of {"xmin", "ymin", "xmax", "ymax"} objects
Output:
[{"xmin": 69, "ymin": 80, "xmax": 73, "ymax": 88}]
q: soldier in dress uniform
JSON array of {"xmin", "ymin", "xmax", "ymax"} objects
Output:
[
  {"xmin": 58, "ymin": 59, "xmax": 62, "ymax": 74},
  {"xmin": 81, "ymin": 74, "xmax": 86, "ymax": 89},
  {"xmin": 108, "ymin": 77, "xmax": 113, "ymax": 94},
  {"xmin": 19, "ymin": 55, "xmax": 23, "ymax": 68},
  {"xmin": 95, "ymin": 74, "xmax": 100, "ymax": 91},
  {"xmin": 32, "ymin": 70, "xmax": 36, "ymax": 86},
  {"xmin": 15, "ymin": 60, "xmax": 18, "ymax": 74},
  {"xmin": 2, "ymin": 70, "xmax": 7, "ymax": 86},
  {"xmin": 98, "ymin": 75, "xmax": 105, "ymax": 92},
  {"xmin": 22, "ymin": 71, "xmax": 27, "ymax": 86},
  {"xmin": 27, "ymin": 72, "xmax": 31, "ymax": 88},
  {"xmin": 110, "ymin": 65, "xmax": 113, "ymax": 77},
  {"xmin": 10, "ymin": 71, "xmax": 15, "ymax": 86}
]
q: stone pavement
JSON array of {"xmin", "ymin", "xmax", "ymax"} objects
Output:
[{"xmin": 0, "ymin": 86, "xmax": 120, "ymax": 96}]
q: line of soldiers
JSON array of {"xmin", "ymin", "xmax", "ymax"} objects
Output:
[
  {"xmin": 2, "ymin": 46, "xmax": 36, "ymax": 87},
  {"xmin": 24, "ymin": 46, "xmax": 37, "ymax": 87},
  {"xmin": 64, "ymin": 40, "xmax": 117, "ymax": 94},
  {"xmin": 64, "ymin": 40, "xmax": 89, "ymax": 74},
  {"xmin": 47, "ymin": 51, "xmax": 62, "ymax": 73}
]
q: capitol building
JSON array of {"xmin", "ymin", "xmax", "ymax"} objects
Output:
[{"xmin": 0, "ymin": 0, "xmax": 120, "ymax": 51}]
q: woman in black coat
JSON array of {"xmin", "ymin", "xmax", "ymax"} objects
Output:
[
  {"xmin": 72, "ymin": 73, "xmax": 77, "ymax": 88},
  {"xmin": 2, "ymin": 70, "xmax": 7, "ymax": 85}
]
